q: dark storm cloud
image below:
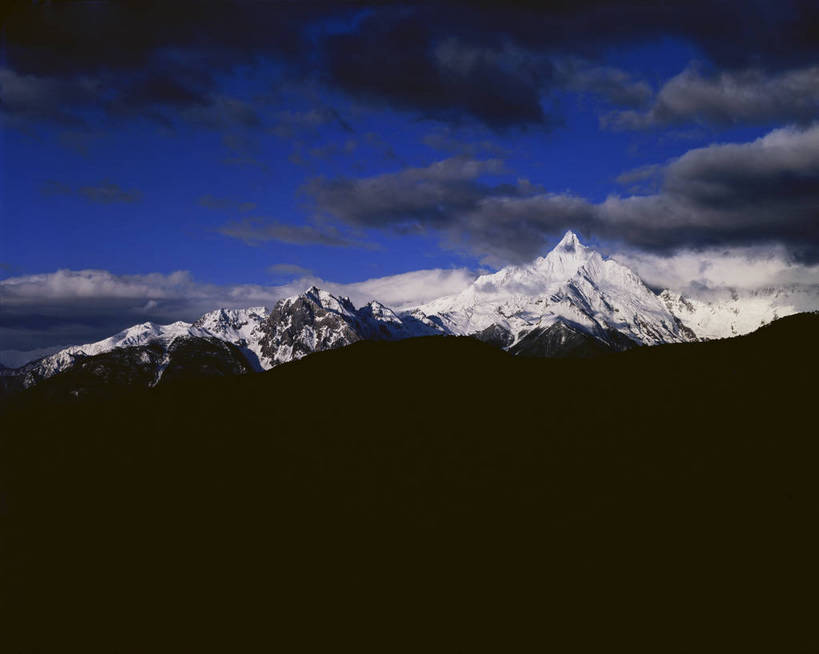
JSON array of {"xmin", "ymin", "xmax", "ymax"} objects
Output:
[
  {"xmin": 3, "ymin": 1, "xmax": 325, "ymax": 77},
  {"xmin": 595, "ymin": 126, "xmax": 819, "ymax": 260},
  {"xmin": 304, "ymin": 157, "xmax": 526, "ymax": 228},
  {"xmin": 303, "ymin": 126, "xmax": 819, "ymax": 263},
  {"xmin": 322, "ymin": 23, "xmax": 554, "ymax": 129},
  {"xmin": 444, "ymin": 194, "xmax": 600, "ymax": 264},
  {"xmin": 0, "ymin": 65, "xmax": 259, "ymax": 130},
  {"xmin": 606, "ymin": 65, "xmax": 819, "ymax": 129},
  {"xmin": 6, "ymin": 1, "xmax": 819, "ymax": 131},
  {"xmin": 0, "ymin": 68, "xmax": 99, "ymax": 126},
  {"xmin": 41, "ymin": 180, "xmax": 142, "ymax": 204},
  {"xmin": 317, "ymin": 1, "xmax": 819, "ymax": 128},
  {"xmin": 1, "ymin": 1, "xmax": 327, "ymax": 128},
  {"xmin": 302, "ymin": 155, "xmax": 587, "ymax": 262},
  {"xmin": 604, "ymin": 125, "xmax": 819, "ymax": 258}
]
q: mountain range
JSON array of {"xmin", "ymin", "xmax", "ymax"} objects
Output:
[{"xmin": 2, "ymin": 231, "xmax": 816, "ymax": 394}]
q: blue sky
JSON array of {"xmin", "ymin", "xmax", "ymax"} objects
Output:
[{"xmin": 2, "ymin": 1, "xmax": 818, "ymax": 352}]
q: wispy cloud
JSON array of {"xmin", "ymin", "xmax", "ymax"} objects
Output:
[
  {"xmin": 41, "ymin": 180, "xmax": 142, "ymax": 204},
  {"xmin": 218, "ymin": 217, "xmax": 366, "ymax": 248}
]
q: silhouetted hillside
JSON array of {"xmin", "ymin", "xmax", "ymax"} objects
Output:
[{"xmin": 2, "ymin": 313, "xmax": 817, "ymax": 653}]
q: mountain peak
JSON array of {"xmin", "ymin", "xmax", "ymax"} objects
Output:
[
  {"xmin": 526, "ymin": 229, "xmax": 593, "ymax": 279},
  {"xmin": 555, "ymin": 230, "xmax": 583, "ymax": 252},
  {"xmin": 296, "ymin": 286, "xmax": 358, "ymax": 317}
]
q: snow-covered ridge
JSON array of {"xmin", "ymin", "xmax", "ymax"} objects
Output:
[
  {"xmin": 4, "ymin": 321, "xmax": 217, "ymax": 388},
  {"xmin": 2, "ymin": 286, "xmax": 444, "ymax": 389},
  {"xmin": 4, "ymin": 231, "xmax": 817, "ymax": 390},
  {"xmin": 660, "ymin": 285, "xmax": 819, "ymax": 340}
]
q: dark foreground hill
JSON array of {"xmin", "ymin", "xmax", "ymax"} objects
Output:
[{"xmin": 2, "ymin": 313, "xmax": 818, "ymax": 653}]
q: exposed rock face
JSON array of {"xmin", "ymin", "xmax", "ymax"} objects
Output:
[
  {"xmin": 258, "ymin": 287, "xmax": 442, "ymax": 366},
  {"xmin": 259, "ymin": 289, "xmax": 364, "ymax": 365}
]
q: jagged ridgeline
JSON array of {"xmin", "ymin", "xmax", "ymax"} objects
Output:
[{"xmin": 2, "ymin": 231, "xmax": 816, "ymax": 396}]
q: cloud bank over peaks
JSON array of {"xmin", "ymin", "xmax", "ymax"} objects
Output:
[
  {"xmin": 4, "ymin": 238, "xmax": 816, "ymax": 357},
  {"xmin": 0, "ymin": 266, "xmax": 478, "ymax": 353},
  {"xmin": 611, "ymin": 246, "xmax": 819, "ymax": 297}
]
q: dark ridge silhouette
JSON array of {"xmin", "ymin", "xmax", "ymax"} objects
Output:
[{"xmin": 1, "ymin": 313, "xmax": 817, "ymax": 653}]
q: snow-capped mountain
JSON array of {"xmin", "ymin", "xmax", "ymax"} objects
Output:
[
  {"xmin": 408, "ymin": 231, "xmax": 694, "ymax": 352},
  {"xmin": 660, "ymin": 285, "xmax": 819, "ymax": 340},
  {"xmin": 2, "ymin": 321, "xmax": 233, "ymax": 390},
  {"xmin": 1, "ymin": 287, "xmax": 443, "ymax": 391},
  {"xmin": 4, "ymin": 230, "xmax": 817, "ymax": 393}
]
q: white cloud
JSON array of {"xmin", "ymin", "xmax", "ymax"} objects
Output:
[
  {"xmin": 311, "ymin": 267, "xmax": 476, "ymax": 309},
  {"xmin": 610, "ymin": 245, "xmax": 819, "ymax": 294}
]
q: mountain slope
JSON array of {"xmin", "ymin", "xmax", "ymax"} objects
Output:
[{"xmin": 21, "ymin": 337, "xmax": 254, "ymax": 400}]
